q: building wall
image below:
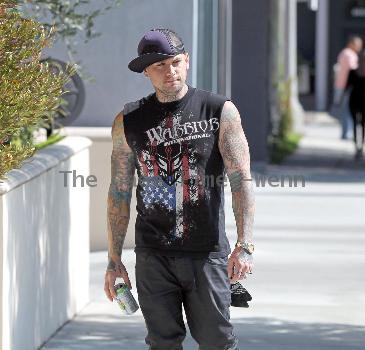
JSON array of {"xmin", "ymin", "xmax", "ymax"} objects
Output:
[
  {"xmin": 297, "ymin": 2, "xmax": 316, "ymax": 65},
  {"xmin": 297, "ymin": 2, "xmax": 316, "ymax": 110},
  {"xmin": 296, "ymin": 0, "xmax": 365, "ymax": 110},
  {"xmin": 329, "ymin": 0, "xmax": 365, "ymax": 98},
  {"xmin": 231, "ymin": 0, "xmax": 271, "ymax": 162}
]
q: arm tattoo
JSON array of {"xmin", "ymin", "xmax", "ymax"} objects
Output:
[
  {"xmin": 219, "ymin": 101, "xmax": 255, "ymax": 243},
  {"xmin": 107, "ymin": 113, "xmax": 135, "ymax": 268}
]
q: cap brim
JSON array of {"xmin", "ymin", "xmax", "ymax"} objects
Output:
[{"xmin": 128, "ymin": 53, "xmax": 175, "ymax": 73}]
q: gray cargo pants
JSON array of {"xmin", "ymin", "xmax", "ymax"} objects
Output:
[{"xmin": 135, "ymin": 251, "xmax": 239, "ymax": 350}]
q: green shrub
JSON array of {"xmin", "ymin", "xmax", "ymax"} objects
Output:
[
  {"xmin": 0, "ymin": 0, "xmax": 71, "ymax": 180},
  {"xmin": 269, "ymin": 78, "xmax": 301, "ymax": 163}
]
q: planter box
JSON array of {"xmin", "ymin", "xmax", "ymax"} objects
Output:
[{"xmin": 0, "ymin": 136, "xmax": 91, "ymax": 350}]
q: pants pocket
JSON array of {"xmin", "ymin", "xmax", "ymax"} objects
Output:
[{"xmin": 205, "ymin": 256, "xmax": 228, "ymax": 266}]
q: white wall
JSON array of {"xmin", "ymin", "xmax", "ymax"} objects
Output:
[
  {"xmin": 63, "ymin": 127, "xmax": 136, "ymax": 251},
  {"xmin": 0, "ymin": 137, "xmax": 91, "ymax": 350}
]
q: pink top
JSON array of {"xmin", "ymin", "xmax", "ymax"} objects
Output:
[{"xmin": 335, "ymin": 48, "xmax": 359, "ymax": 89}]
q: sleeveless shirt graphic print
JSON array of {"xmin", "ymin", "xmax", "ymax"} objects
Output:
[{"xmin": 123, "ymin": 87, "xmax": 231, "ymax": 256}]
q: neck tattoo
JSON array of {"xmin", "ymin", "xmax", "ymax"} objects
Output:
[{"xmin": 155, "ymin": 84, "xmax": 188, "ymax": 103}]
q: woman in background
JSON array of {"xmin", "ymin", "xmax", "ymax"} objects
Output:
[{"xmin": 347, "ymin": 50, "xmax": 365, "ymax": 160}]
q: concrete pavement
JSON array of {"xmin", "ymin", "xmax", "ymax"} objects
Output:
[{"xmin": 41, "ymin": 113, "xmax": 365, "ymax": 350}]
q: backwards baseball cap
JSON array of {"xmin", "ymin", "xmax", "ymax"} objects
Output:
[{"xmin": 128, "ymin": 28, "xmax": 185, "ymax": 73}]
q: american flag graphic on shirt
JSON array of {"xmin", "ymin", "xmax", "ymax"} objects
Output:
[{"xmin": 135, "ymin": 110, "xmax": 212, "ymax": 245}]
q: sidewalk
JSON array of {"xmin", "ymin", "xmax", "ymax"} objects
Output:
[
  {"xmin": 266, "ymin": 112, "xmax": 365, "ymax": 181},
  {"xmin": 41, "ymin": 113, "xmax": 365, "ymax": 350}
]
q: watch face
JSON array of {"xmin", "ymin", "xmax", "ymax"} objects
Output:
[
  {"xmin": 236, "ymin": 242, "xmax": 254, "ymax": 254},
  {"xmin": 244, "ymin": 243, "xmax": 254, "ymax": 254}
]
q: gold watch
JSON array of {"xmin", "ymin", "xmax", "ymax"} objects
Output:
[{"xmin": 235, "ymin": 241, "xmax": 254, "ymax": 254}]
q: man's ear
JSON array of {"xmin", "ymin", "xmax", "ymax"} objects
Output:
[
  {"xmin": 185, "ymin": 53, "xmax": 190, "ymax": 70},
  {"xmin": 143, "ymin": 68, "xmax": 149, "ymax": 77}
]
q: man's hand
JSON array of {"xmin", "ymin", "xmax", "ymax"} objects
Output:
[
  {"xmin": 104, "ymin": 260, "xmax": 132, "ymax": 302},
  {"xmin": 227, "ymin": 247, "xmax": 253, "ymax": 283}
]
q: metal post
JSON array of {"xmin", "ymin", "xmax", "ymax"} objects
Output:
[
  {"xmin": 192, "ymin": 0, "xmax": 199, "ymax": 88},
  {"xmin": 217, "ymin": 0, "xmax": 232, "ymax": 98},
  {"xmin": 284, "ymin": 0, "xmax": 304, "ymax": 132},
  {"xmin": 315, "ymin": 0, "xmax": 329, "ymax": 110}
]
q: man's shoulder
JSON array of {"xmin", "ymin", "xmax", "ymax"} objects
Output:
[
  {"xmin": 123, "ymin": 93, "xmax": 154, "ymax": 117},
  {"xmin": 193, "ymin": 87, "xmax": 228, "ymax": 100},
  {"xmin": 192, "ymin": 87, "xmax": 230, "ymax": 107}
]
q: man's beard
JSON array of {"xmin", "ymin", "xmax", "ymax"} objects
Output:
[{"xmin": 159, "ymin": 81, "xmax": 184, "ymax": 96}]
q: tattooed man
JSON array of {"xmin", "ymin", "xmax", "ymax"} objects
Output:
[{"xmin": 104, "ymin": 28, "xmax": 255, "ymax": 350}]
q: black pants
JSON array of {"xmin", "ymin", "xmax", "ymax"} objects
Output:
[
  {"xmin": 350, "ymin": 110, "xmax": 365, "ymax": 152},
  {"xmin": 135, "ymin": 251, "xmax": 239, "ymax": 350}
]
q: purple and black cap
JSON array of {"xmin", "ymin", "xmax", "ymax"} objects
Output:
[{"xmin": 128, "ymin": 28, "xmax": 185, "ymax": 73}]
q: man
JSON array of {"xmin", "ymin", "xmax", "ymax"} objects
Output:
[
  {"xmin": 333, "ymin": 35, "xmax": 363, "ymax": 139},
  {"xmin": 104, "ymin": 28, "xmax": 255, "ymax": 350}
]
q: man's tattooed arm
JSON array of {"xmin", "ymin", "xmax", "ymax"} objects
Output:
[
  {"xmin": 218, "ymin": 101, "xmax": 255, "ymax": 245},
  {"xmin": 106, "ymin": 112, "xmax": 135, "ymax": 271}
]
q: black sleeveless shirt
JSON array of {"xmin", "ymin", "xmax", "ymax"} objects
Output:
[{"xmin": 123, "ymin": 86, "xmax": 231, "ymax": 258}]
